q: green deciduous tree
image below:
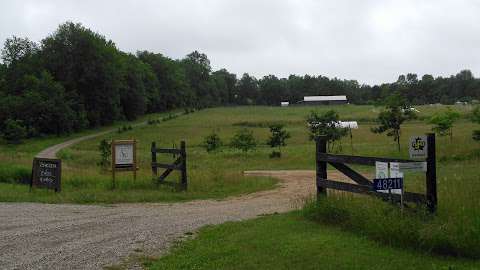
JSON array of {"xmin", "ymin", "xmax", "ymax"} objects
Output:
[
  {"xmin": 267, "ymin": 124, "xmax": 290, "ymax": 158},
  {"xmin": 230, "ymin": 128, "xmax": 256, "ymax": 152},
  {"xmin": 371, "ymin": 94, "xmax": 417, "ymax": 151},
  {"xmin": 203, "ymin": 131, "xmax": 223, "ymax": 152},
  {"xmin": 2, "ymin": 119, "xmax": 27, "ymax": 144},
  {"xmin": 306, "ymin": 110, "xmax": 348, "ymax": 151},
  {"xmin": 428, "ymin": 107, "xmax": 460, "ymax": 141}
]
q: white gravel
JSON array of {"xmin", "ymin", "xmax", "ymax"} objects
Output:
[{"xmin": 0, "ymin": 170, "xmax": 332, "ymax": 270}]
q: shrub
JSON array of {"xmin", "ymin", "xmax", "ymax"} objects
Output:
[
  {"xmin": 266, "ymin": 124, "xmax": 290, "ymax": 158},
  {"xmin": 2, "ymin": 119, "xmax": 27, "ymax": 144},
  {"xmin": 428, "ymin": 107, "xmax": 460, "ymax": 141},
  {"xmin": 473, "ymin": 130, "xmax": 480, "ymax": 141},
  {"xmin": 230, "ymin": 128, "xmax": 256, "ymax": 152},
  {"xmin": 203, "ymin": 131, "xmax": 222, "ymax": 152},
  {"xmin": 97, "ymin": 139, "xmax": 111, "ymax": 169},
  {"xmin": 147, "ymin": 119, "xmax": 161, "ymax": 125}
]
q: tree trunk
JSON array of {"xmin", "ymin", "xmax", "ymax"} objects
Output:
[{"xmin": 397, "ymin": 131, "xmax": 401, "ymax": 152}]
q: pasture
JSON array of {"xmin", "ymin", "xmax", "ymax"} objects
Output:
[
  {"xmin": 1, "ymin": 104, "xmax": 479, "ymax": 261},
  {"xmin": 0, "ymin": 104, "xmax": 478, "ymax": 204}
]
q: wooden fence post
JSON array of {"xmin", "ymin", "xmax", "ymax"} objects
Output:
[
  {"xmin": 426, "ymin": 133, "xmax": 437, "ymax": 213},
  {"xmin": 180, "ymin": 141, "xmax": 187, "ymax": 190},
  {"xmin": 151, "ymin": 142, "xmax": 157, "ymax": 179},
  {"xmin": 316, "ymin": 136, "xmax": 328, "ymax": 196}
]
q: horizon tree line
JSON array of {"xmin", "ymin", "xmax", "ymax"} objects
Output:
[{"xmin": 1, "ymin": 22, "xmax": 479, "ymax": 140}]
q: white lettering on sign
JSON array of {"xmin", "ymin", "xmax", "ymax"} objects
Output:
[
  {"xmin": 385, "ymin": 162, "xmax": 402, "ymax": 194},
  {"xmin": 115, "ymin": 144, "xmax": 134, "ymax": 165},
  {"xmin": 40, "ymin": 163, "xmax": 57, "ymax": 168},
  {"xmin": 409, "ymin": 135, "xmax": 428, "ymax": 159}
]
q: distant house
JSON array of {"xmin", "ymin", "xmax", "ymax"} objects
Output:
[
  {"xmin": 297, "ymin": 95, "xmax": 348, "ymax": 105},
  {"xmin": 280, "ymin": 101, "xmax": 289, "ymax": 107}
]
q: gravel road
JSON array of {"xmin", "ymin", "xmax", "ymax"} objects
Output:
[{"xmin": 0, "ymin": 170, "xmax": 349, "ymax": 270}]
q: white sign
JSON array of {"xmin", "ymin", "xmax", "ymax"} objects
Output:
[
  {"xmin": 399, "ymin": 162, "xmax": 427, "ymax": 172},
  {"xmin": 115, "ymin": 144, "xmax": 134, "ymax": 165},
  {"xmin": 375, "ymin": 161, "xmax": 389, "ymax": 178},
  {"xmin": 409, "ymin": 135, "xmax": 428, "ymax": 159}
]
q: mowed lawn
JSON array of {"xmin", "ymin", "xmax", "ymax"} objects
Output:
[{"xmin": 146, "ymin": 212, "xmax": 480, "ymax": 270}]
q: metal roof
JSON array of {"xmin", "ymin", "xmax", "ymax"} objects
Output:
[{"xmin": 303, "ymin": 95, "xmax": 347, "ymax": 102}]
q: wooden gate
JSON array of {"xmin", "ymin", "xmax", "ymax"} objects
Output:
[
  {"xmin": 316, "ymin": 133, "xmax": 437, "ymax": 212},
  {"xmin": 151, "ymin": 141, "xmax": 187, "ymax": 190}
]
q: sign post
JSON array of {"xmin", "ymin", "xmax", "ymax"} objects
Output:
[
  {"xmin": 31, "ymin": 158, "xmax": 62, "ymax": 192},
  {"xmin": 111, "ymin": 139, "xmax": 137, "ymax": 189}
]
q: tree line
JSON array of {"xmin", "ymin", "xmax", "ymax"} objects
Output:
[{"xmin": 1, "ymin": 22, "xmax": 479, "ymax": 141}]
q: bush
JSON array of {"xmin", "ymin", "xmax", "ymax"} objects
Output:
[
  {"xmin": 147, "ymin": 119, "xmax": 161, "ymax": 125},
  {"xmin": 230, "ymin": 128, "xmax": 256, "ymax": 152},
  {"xmin": 473, "ymin": 130, "xmax": 480, "ymax": 141},
  {"xmin": 2, "ymin": 119, "xmax": 27, "ymax": 144},
  {"xmin": 117, "ymin": 125, "xmax": 133, "ymax": 133},
  {"xmin": 203, "ymin": 131, "xmax": 222, "ymax": 152},
  {"xmin": 266, "ymin": 124, "xmax": 290, "ymax": 158},
  {"xmin": 97, "ymin": 139, "xmax": 111, "ymax": 169}
]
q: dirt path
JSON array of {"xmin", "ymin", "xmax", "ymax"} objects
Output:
[
  {"xmin": 36, "ymin": 130, "xmax": 114, "ymax": 158},
  {"xmin": 35, "ymin": 122, "xmax": 147, "ymax": 159},
  {"xmin": 0, "ymin": 170, "xmax": 351, "ymax": 270}
]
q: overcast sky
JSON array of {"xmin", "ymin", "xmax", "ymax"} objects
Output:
[{"xmin": 1, "ymin": 0, "xmax": 479, "ymax": 85}]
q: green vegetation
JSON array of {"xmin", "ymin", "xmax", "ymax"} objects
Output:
[
  {"xmin": 203, "ymin": 131, "xmax": 222, "ymax": 152},
  {"xmin": 2, "ymin": 22, "xmax": 480, "ymax": 141},
  {"xmin": 146, "ymin": 212, "xmax": 480, "ymax": 270},
  {"xmin": 371, "ymin": 93, "xmax": 417, "ymax": 151},
  {"xmin": 472, "ymin": 106, "xmax": 480, "ymax": 141},
  {"xmin": 429, "ymin": 107, "xmax": 460, "ymax": 141},
  {"xmin": 266, "ymin": 124, "xmax": 290, "ymax": 158},
  {"xmin": 230, "ymin": 128, "xmax": 257, "ymax": 152},
  {"xmin": 306, "ymin": 110, "xmax": 348, "ymax": 151},
  {"xmin": 0, "ymin": 105, "xmax": 479, "ymax": 262}
]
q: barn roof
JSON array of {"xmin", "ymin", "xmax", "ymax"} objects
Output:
[{"xmin": 303, "ymin": 95, "xmax": 347, "ymax": 102}]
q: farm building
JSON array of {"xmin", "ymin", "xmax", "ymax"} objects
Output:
[{"xmin": 297, "ymin": 95, "xmax": 348, "ymax": 105}]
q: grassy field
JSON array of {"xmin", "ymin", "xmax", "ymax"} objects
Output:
[
  {"xmin": 145, "ymin": 212, "xmax": 480, "ymax": 270},
  {"xmin": 0, "ymin": 104, "xmax": 478, "ymax": 204},
  {"xmin": 1, "ymin": 104, "xmax": 479, "ymax": 261}
]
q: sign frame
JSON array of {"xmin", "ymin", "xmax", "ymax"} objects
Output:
[
  {"xmin": 31, "ymin": 157, "xmax": 62, "ymax": 192},
  {"xmin": 111, "ymin": 139, "xmax": 137, "ymax": 188}
]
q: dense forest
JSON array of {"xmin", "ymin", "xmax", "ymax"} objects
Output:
[{"xmin": 1, "ymin": 22, "xmax": 479, "ymax": 139}]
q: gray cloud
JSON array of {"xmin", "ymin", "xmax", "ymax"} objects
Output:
[{"xmin": 1, "ymin": 0, "xmax": 479, "ymax": 84}]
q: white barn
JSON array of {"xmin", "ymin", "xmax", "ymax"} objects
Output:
[{"xmin": 299, "ymin": 95, "xmax": 348, "ymax": 105}]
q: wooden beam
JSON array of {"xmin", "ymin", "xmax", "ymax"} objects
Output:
[
  {"xmin": 316, "ymin": 179, "xmax": 427, "ymax": 204},
  {"xmin": 152, "ymin": 148, "xmax": 182, "ymax": 154},
  {"xmin": 317, "ymin": 153, "xmax": 418, "ymax": 166},
  {"xmin": 328, "ymin": 162, "xmax": 372, "ymax": 186}
]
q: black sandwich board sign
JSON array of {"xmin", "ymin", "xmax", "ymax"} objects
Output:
[{"xmin": 31, "ymin": 158, "xmax": 62, "ymax": 192}]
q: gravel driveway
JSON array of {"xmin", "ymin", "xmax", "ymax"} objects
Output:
[{"xmin": 0, "ymin": 170, "xmax": 346, "ymax": 270}]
